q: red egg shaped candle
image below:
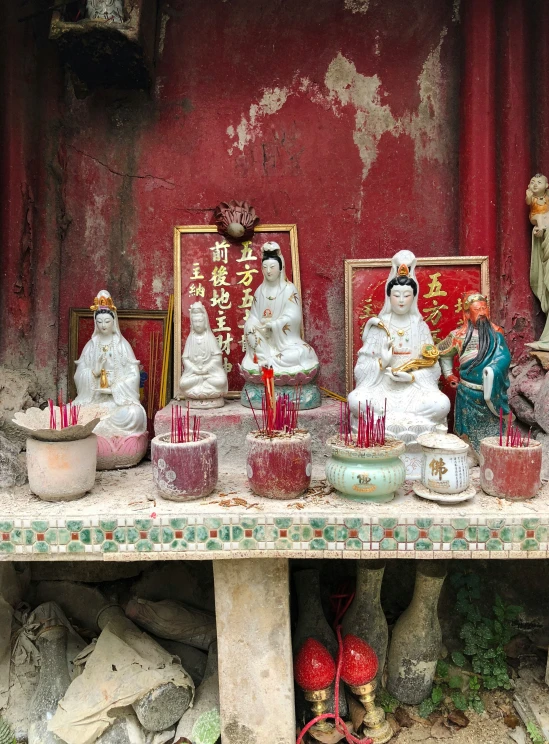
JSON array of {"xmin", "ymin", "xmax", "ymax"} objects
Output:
[
  {"xmin": 294, "ymin": 638, "xmax": 336, "ymax": 691},
  {"xmin": 340, "ymin": 634, "xmax": 378, "ymax": 687}
]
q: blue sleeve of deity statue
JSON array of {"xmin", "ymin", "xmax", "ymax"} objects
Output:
[{"xmin": 487, "ymin": 333, "xmax": 511, "ymax": 414}]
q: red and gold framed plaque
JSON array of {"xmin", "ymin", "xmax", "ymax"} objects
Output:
[
  {"xmin": 344, "ymin": 256, "xmax": 490, "ymax": 394},
  {"xmin": 174, "ymin": 225, "xmax": 302, "ymax": 398}
]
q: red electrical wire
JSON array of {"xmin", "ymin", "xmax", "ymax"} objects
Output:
[{"xmin": 295, "ymin": 623, "xmax": 373, "ymax": 744}]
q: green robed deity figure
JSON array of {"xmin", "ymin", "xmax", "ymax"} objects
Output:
[{"xmin": 436, "ymin": 292, "xmax": 511, "ymax": 452}]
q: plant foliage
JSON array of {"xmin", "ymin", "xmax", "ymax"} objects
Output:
[{"xmin": 416, "ymin": 571, "xmax": 522, "ymax": 719}]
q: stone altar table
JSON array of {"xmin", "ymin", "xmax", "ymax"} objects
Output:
[{"xmin": 2, "ymin": 444, "xmax": 549, "ymax": 743}]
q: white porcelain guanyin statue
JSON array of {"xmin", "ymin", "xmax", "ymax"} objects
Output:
[
  {"xmin": 526, "ymin": 173, "xmax": 549, "ymax": 350},
  {"xmin": 241, "ymin": 242, "xmax": 320, "ymax": 409},
  {"xmin": 74, "ymin": 290, "xmax": 148, "ymax": 469},
  {"xmin": 179, "ymin": 301, "xmax": 228, "ymax": 408},
  {"xmin": 348, "ymin": 251, "xmax": 451, "ymax": 476}
]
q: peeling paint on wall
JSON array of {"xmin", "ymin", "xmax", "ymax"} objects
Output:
[
  {"xmin": 344, "ymin": 0, "xmax": 370, "ymax": 13},
  {"xmin": 158, "ymin": 12, "xmax": 170, "ymax": 57},
  {"xmin": 324, "ymin": 53, "xmax": 397, "ymax": 179},
  {"xmin": 452, "ymin": 0, "xmax": 461, "ymax": 24},
  {"xmin": 226, "ymin": 87, "xmax": 291, "ymax": 154},
  {"xmin": 227, "ymin": 35, "xmax": 451, "ymax": 183},
  {"xmin": 402, "ymin": 28, "xmax": 448, "ymax": 163}
]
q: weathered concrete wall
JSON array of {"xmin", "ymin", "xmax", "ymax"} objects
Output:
[{"xmin": 1, "ymin": 0, "xmax": 461, "ymax": 395}]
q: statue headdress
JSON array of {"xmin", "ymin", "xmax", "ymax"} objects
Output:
[
  {"xmin": 462, "ymin": 292, "xmax": 487, "ymax": 312},
  {"xmin": 90, "ymin": 291, "xmax": 117, "ymax": 314},
  {"xmin": 90, "ymin": 290, "xmax": 122, "ymax": 340},
  {"xmin": 379, "ymin": 250, "xmax": 420, "ymax": 319}
]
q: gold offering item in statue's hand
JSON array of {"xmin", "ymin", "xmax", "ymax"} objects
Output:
[
  {"xmin": 392, "ymin": 343, "xmax": 440, "ymax": 374},
  {"xmin": 99, "ymin": 369, "xmax": 109, "ymax": 389}
]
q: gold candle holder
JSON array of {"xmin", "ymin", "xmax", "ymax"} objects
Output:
[
  {"xmin": 348, "ymin": 679, "xmax": 392, "ymax": 744},
  {"xmin": 303, "ymin": 687, "xmax": 334, "ymax": 734}
]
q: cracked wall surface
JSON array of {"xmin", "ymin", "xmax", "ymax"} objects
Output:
[{"xmin": 1, "ymin": 0, "xmax": 461, "ymax": 395}]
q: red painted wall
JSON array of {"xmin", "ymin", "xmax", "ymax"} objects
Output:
[{"xmin": 0, "ymin": 0, "xmax": 468, "ymax": 396}]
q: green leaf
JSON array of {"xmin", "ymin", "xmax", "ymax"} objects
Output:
[
  {"xmin": 431, "ymin": 686, "xmax": 444, "ymax": 705},
  {"xmin": 526, "ymin": 722, "xmax": 545, "ymax": 744},
  {"xmin": 449, "ymin": 675, "xmax": 463, "ymax": 690},
  {"xmin": 483, "ymin": 676, "xmax": 498, "ymax": 690},
  {"xmin": 451, "ymin": 691, "xmax": 468, "ymax": 710},
  {"xmin": 470, "ymin": 697, "xmax": 484, "ymax": 714},
  {"xmin": 505, "ymin": 605, "xmax": 523, "ymax": 620},
  {"xmin": 191, "ymin": 708, "xmax": 221, "ymax": 744},
  {"xmin": 468, "ymin": 676, "xmax": 481, "ymax": 691},
  {"xmin": 436, "ymin": 660, "xmax": 449, "ymax": 679},
  {"xmin": 451, "ymin": 651, "xmax": 466, "ymax": 667},
  {"xmin": 418, "ymin": 698, "xmax": 438, "ymax": 718},
  {"xmin": 377, "ymin": 689, "xmax": 399, "ymax": 714}
]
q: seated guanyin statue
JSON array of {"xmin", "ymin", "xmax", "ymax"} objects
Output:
[
  {"xmin": 179, "ymin": 301, "xmax": 228, "ymax": 408},
  {"xmin": 240, "ymin": 241, "xmax": 320, "ymax": 409},
  {"xmin": 74, "ymin": 290, "xmax": 148, "ymax": 469},
  {"xmin": 348, "ymin": 250, "xmax": 451, "ymax": 476}
]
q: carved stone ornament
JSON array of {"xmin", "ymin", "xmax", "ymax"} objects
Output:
[{"xmin": 213, "ymin": 200, "xmax": 259, "ymax": 242}]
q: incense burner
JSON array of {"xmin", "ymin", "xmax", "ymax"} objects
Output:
[
  {"xmin": 413, "ymin": 430, "xmax": 475, "ymax": 504},
  {"xmin": 480, "ymin": 436, "xmax": 542, "ymax": 501},
  {"xmin": 151, "ymin": 432, "xmax": 218, "ymax": 501},
  {"xmin": 325, "ymin": 437, "xmax": 406, "ymax": 503},
  {"xmin": 246, "ymin": 430, "xmax": 312, "ymax": 500}
]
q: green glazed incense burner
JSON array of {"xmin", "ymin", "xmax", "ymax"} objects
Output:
[{"xmin": 325, "ymin": 437, "xmax": 406, "ymax": 503}]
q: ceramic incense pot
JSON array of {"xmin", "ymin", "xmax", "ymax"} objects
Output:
[
  {"xmin": 26, "ymin": 435, "xmax": 97, "ymax": 502},
  {"xmin": 480, "ymin": 437, "xmax": 542, "ymax": 500},
  {"xmin": 413, "ymin": 431, "xmax": 475, "ymax": 504},
  {"xmin": 246, "ymin": 430, "xmax": 312, "ymax": 500},
  {"xmin": 325, "ymin": 437, "xmax": 406, "ymax": 503},
  {"xmin": 151, "ymin": 432, "xmax": 218, "ymax": 502}
]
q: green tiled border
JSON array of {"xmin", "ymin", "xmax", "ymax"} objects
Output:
[{"xmin": 0, "ymin": 516, "xmax": 548, "ymax": 557}]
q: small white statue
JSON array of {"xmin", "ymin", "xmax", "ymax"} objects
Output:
[
  {"xmin": 86, "ymin": 0, "xmax": 124, "ymax": 23},
  {"xmin": 242, "ymin": 242, "xmax": 319, "ymax": 377},
  {"xmin": 526, "ymin": 173, "xmax": 549, "ymax": 350},
  {"xmin": 348, "ymin": 251, "xmax": 451, "ymax": 474},
  {"xmin": 74, "ymin": 291, "xmax": 147, "ymax": 468},
  {"xmin": 179, "ymin": 302, "xmax": 228, "ymax": 408}
]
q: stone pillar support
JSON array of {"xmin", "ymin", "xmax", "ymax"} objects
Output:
[{"xmin": 213, "ymin": 558, "xmax": 296, "ymax": 744}]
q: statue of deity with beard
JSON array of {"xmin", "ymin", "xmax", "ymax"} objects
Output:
[{"xmin": 436, "ymin": 292, "xmax": 511, "ymax": 452}]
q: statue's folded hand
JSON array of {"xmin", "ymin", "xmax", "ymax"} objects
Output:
[{"xmin": 385, "ymin": 369, "xmax": 413, "ymax": 383}]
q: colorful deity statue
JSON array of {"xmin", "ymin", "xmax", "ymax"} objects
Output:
[
  {"xmin": 526, "ymin": 173, "xmax": 549, "ymax": 350},
  {"xmin": 436, "ymin": 292, "xmax": 511, "ymax": 452}
]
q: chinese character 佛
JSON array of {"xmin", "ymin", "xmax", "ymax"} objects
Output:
[
  {"xmin": 423, "ymin": 272, "xmax": 447, "ymax": 299},
  {"xmin": 429, "ymin": 457, "xmax": 448, "ymax": 481}
]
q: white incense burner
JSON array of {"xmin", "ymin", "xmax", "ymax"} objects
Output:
[{"xmin": 413, "ymin": 430, "xmax": 475, "ymax": 504}]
